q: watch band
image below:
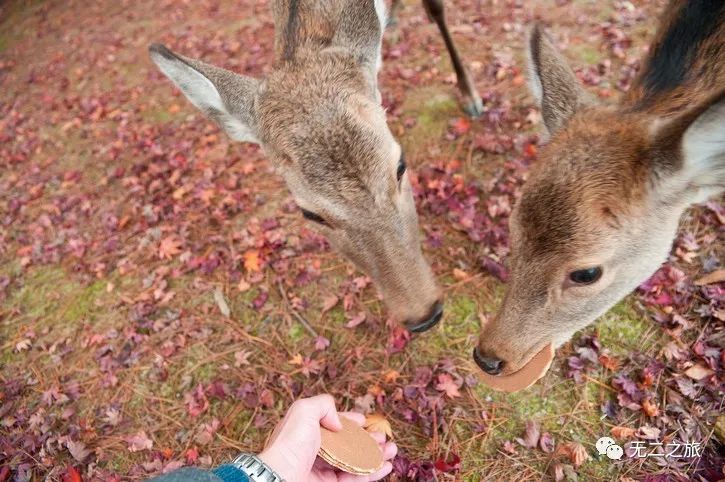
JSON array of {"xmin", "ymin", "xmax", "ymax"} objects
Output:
[{"xmin": 230, "ymin": 454, "xmax": 285, "ymax": 482}]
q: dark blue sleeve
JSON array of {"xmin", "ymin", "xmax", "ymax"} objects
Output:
[{"xmin": 148, "ymin": 465, "xmax": 249, "ymax": 482}]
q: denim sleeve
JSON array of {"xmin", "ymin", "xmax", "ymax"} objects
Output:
[{"xmin": 149, "ymin": 465, "xmax": 249, "ymax": 482}]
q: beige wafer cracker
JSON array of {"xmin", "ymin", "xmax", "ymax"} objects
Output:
[
  {"xmin": 319, "ymin": 416, "xmax": 383, "ymax": 475},
  {"xmin": 478, "ymin": 343, "xmax": 555, "ymax": 393}
]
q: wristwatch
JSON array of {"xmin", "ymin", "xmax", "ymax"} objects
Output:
[{"xmin": 230, "ymin": 454, "xmax": 286, "ymax": 482}]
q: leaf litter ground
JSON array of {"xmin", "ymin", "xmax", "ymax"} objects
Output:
[{"xmin": 0, "ymin": 0, "xmax": 723, "ymax": 481}]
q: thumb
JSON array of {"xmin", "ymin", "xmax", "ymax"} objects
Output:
[{"xmin": 291, "ymin": 394, "xmax": 342, "ymax": 431}]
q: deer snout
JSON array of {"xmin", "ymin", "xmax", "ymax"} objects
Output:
[
  {"xmin": 473, "ymin": 347, "xmax": 505, "ymax": 375},
  {"xmin": 405, "ymin": 300, "xmax": 444, "ymax": 333}
]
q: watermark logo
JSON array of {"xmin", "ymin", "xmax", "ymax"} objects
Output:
[
  {"xmin": 596, "ymin": 437, "xmax": 623, "ymax": 460},
  {"xmin": 596, "ymin": 437, "xmax": 703, "ymax": 461},
  {"xmin": 628, "ymin": 440, "xmax": 702, "ymax": 459}
]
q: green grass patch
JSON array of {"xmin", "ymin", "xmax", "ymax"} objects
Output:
[
  {"xmin": 461, "ymin": 376, "xmax": 617, "ymax": 478},
  {"xmin": 400, "ymin": 88, "xmax": 458, "ymax": 158},
  {"xmin": 596, "ymin": 299, "xmax": 657, "ymax": 356},
  {"xmin": 3, "ymin": 266, "xmax": 113, "ymax": 337},
  {"xmin": 572, "ymin": 44, "xmax": 602, "ymax": 65},
  {"xmin": 442, "ymin": 294, "xmax": 478, "ymax": 339},
  {"xmin": 141, "ymin": 106, "xmax": 175, "ymax": 124}
]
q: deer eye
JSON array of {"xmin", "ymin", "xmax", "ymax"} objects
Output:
[
  {"xmin": 569, "ymin": 267, "xmax": 603, "ymax": 285},
  {"xmin": 301, "ymin": 209, "xmax": 328, "ymax": 226},
  {"xmin": 396, "ymin": 154, "xmax": 407, "ymax": 183}
]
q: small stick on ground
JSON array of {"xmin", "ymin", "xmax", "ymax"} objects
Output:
[{"xmin": 277, "ymin": 281, "xmax": 319, "ymax": 338}]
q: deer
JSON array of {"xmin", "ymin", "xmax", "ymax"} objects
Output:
[
  {"xmin": 148, "ymin": 0, "xmax": 481, "ymax": 333},
  {"xmin": 474, "ymin": 0, "xmax": 725, "ymax": 377}
]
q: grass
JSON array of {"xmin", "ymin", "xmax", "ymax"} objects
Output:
[
  {"xmin": 400, "ymin": 88, "xmax": 460, "ymax": 160},
  {"xmin": 597, "ymin": 301, "xmax": 662, "ymax": 356},
  {"xmin": 3, "ymin": 266, "xmax": 112, "ymax": 340}
]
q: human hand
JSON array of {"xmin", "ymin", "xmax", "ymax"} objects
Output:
[{"xmin": 258, "ymin": 394, "xmax": 396, "ymax": 482}]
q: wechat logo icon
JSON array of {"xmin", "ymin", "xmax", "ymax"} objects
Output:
[{"xmin": 596, "ymin": 437, "xmax": 624, "ymax": 460}]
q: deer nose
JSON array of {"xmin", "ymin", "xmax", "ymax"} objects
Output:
[
  {"xmin": 473, "ymin": 347, "xmax": 505, "ymax": 375},
  {"xmin": 406, "ymin": 300, "xmax": 444, "ymax": 333}
]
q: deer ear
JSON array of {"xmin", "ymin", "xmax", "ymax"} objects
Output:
[
  {"xmin": 333, "ymin": 0, "xmax": 386, "ymax": 96},
  {"xmin": 528, "ymin": 24, "xmax": 588, "ymax": 136},
  {"xmin": 149, "ymin": 44, "xmax": 261, "ymax": 143},
  {"xmin": 651, "ymin": 89, "xmax": 725, "ymax": 197}
]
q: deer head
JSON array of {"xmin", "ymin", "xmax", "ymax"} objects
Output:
[
  {"xmin": 474, "ymin": 23, "xmax": 725, "ymax": 376},
  {"xmin": 149, "ymin": 1, "xmax": 442, "ymax": 332}
]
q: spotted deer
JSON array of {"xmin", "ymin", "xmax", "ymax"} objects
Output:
[
  {"xmin": 474, "ymin": 0, "xmax": 725, "ymax": 376},
  {"xmin": 149, "ymin": 0, "xmax": 480, "ymax": 332}
]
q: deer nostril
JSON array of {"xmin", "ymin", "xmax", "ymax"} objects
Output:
[{"xmin": 473, "ymin": 347, "xmax": 505, "ymax": 375}]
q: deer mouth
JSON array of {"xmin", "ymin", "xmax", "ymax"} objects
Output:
[
  {"xmin": 475, "ymin": 343, "xmax": 555, "ymax": 393},
  {"xmin": 405, "ymin": 301, "xmax": 444, "ymax": 333}
]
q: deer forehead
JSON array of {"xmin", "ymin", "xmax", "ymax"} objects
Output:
[
  {"xmin": 260, "ymin": 108, "xmax": 398, "ymax": 213},
  {"xmin": 514, "ymin": 134, "xmax": 654, "ymax": 259}
]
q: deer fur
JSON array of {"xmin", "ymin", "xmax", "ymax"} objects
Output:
[{"xmin": 475, "ymin": 0, "xmax": 725, "ymax": 375}]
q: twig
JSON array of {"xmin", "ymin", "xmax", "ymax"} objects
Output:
[
  {"xmin": 583, "ymin": 374, "xmax": 616, "ymax": 393},
  {"xmin": 276, "ymin": 281, "xmax": 318, "ymax": 338}
]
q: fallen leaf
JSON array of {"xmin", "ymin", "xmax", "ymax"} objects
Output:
[
  {"xmin": 234, "ymin": 350, "xmax": 252, "ymax": 367},
  {"xmin": 61, "ymin": 466, "xmax": 82, "ymax": 482},
  {"xmin": 539, "ymin": 432, "xmax": 555, "ymax": 453},
  {"xmin": 314, "ymin": 336, "xmax": 330, "ymax": 351},
  {"xmin": 611, "ymin": 426, "xmax": 636, "ymax": 439},
  {"xmin": 598, "ymin": 353, "xmax": 621, "ymax": 371},
  {"xmin": 66, "ymin": 440, "xmax": 91, "ymax": 462},
  {"xmin": 517, "ymin": 420, "xmax": 540, "ymax": 448},
  {"xmin": 213, "ymin": 289, "xmax": 231, "ymax": 318},
  {"xmin": 345, "ymin": 312, "xmax": 366, "ymax": 329},
  {"xmin": 684, "ymin": 363, "xmax": 714, "ymax": 380},
  {"xmin": 642, "ymin": 399, "xmax": 660, "ymax": 418},
  {"xmin": 364, "ymin": 413, "xmax": 393, "ymax": 438},
  {"xmin": 694, "ymin": 269, "xmax": 725, "ymax": 286},
  {"xmin": 434, "ymin": 453, "xmax": 460, "ymax": 473},
  {"xmin": 243, "ymin": 250, "xmax": 261, "ymax": 272},
  {"xmin": 451, "ymin": 117, "xmax": 471, "ymax": 135},
  {"xmin": 162, "ymin": 460, "xmax": 185, "ymax": 474},
  {"xmin": 636, "ymin": 426, "xmax": 660, "ymax": 440},
  {"xmin": 550, "ymin": 463, "xmax": 564, "ymax": 482},
  {"xmin": 126, "ymin": 431, "xmax": 153, "ymax": 452},
  {"xmin": 383, "ymin": 370, "xmax": 400, "ymax": 384},
  {"xmin": 102, "ymin": 407, "xmax": 121, "ymax": 426},
  {"xmin": 557, "ymin": 442, "xmax": 589, "ymax": 467},
  {"xmin": 452, "ymin": 268, "xmax": 469, "ymax": 281},
  {"xmin": 435, "ymin": 373, "xmax": 461, "ymax": 399},
  {"xmin": 158, "ymin": 235, "xmax": 183, "ymax": 260},
  {"xmin": 321, "ymin": 295, "xmax": 339, "ymax": 313},
  {"xmin": 14, "ymin": 339, "xmax": 31, "ymax": 352}
]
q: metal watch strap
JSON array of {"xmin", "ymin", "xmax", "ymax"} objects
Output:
[{"xmin": 230, "ymin": 454, "xmax": 285, "ymax": 482}]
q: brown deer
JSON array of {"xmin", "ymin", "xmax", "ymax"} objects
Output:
[
  {"xmin": 474, "ymin": 0, "xmax": 724, "ymax": 376},
  {"xmin": 148, "ymin": 1, "xmax": 480, "ymax": 332}
]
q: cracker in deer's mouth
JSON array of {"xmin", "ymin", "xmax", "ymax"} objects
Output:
[
  {"xmin": 319, "ymin": 416, "xmax": 383, "ymax": 475},
  {"xmin": 478, "ymin": 344, "xmax": 555, "ymax": 393}
]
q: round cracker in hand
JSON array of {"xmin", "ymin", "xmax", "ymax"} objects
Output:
[
  {"xmin": 319, "ymin": 416, "xmax": 383, "ymax": 475},
  {"xmin": 478, "ymin": 344, "xmax": 555, "ymax": 393}
]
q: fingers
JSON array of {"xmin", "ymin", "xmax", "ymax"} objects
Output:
[
  {"xmin": 338, "ymin": 461, "xmax": 394, "ymax": 482},
  {"xmin": 382, "ymin": 441, "xmax": 397, "ymax": 460},
  {"xmin": 339, "ymin": 411, "xmax": 366, "ymax": 426},
  {"xmin": 290, "ymin": 394, "xmax": 342, "ymax": 431},
  {"xmin": 367, "ymin": 432, "xmax": 397, "ymax": 460},
  {"xmin": 369, "ymin": 431, "xmax": 386, "ymax": 444},
  {"xmin": 368, "ymin": 461, "xmax": 393, "ymax": 481}
]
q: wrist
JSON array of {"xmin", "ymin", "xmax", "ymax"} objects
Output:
[
  {"xmin": 258, "ymin": 447, "xmax": 296, "ymax": 482},
  {"xmin": 227, "ymin": 453, "xmax": 286, "ymax": 482}
]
